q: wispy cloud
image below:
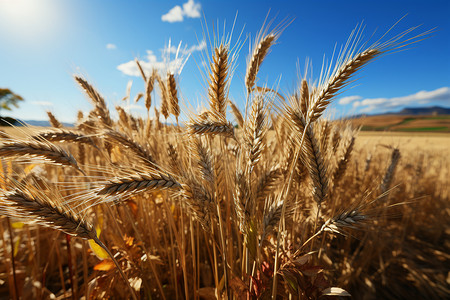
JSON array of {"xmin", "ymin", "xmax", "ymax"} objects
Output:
[
  {"xmin": 346, "ymin": 87, "xmax": 450, "ymax": 113},
  {"xmin": 162, "ymin": 0, "xmax": 201, "ymax": 23},
  {"xmin": 338, "ymin": 95, "xmax": 362, "ymax": 105},
  {"xmin": 31, "ymin": 101, "xmax": 53, "ymax": 106},
  {"xmin": 106, "ymin": 43, "xmax": 117, "ymax": 50},
  {"xmin": 117, "ymin": 40, "xmax": 205, "ymax": 77}
]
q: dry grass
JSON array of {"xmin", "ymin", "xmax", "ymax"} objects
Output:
[{"xmin": 0, "ymin": 21, "xmax": 447, "ymax": 300}]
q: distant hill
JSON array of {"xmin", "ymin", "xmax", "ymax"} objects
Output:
[
  {"xmin": 393, "ymin": 106, "xmax": 450, "ymax": 115},
  {"xmin": 346, "ymin": 106, "xmax": 450, "ymax": 132},
  {"xmin": 17, "ymin": 120, "xmax": 74, "ymax": 127}
]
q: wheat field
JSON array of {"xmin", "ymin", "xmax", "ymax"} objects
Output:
[{"xmin": 0, "ymin": 22, "xmax": 448, "ymax": 300}]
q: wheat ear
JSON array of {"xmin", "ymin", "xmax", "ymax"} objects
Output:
[
  {"xmin": 308, "ymin": 49, "xmax": 380, "ymax": 122},
  {"xmin": 208, "ymin": 45, "xmax": 229, "ymax": 120},
  {"xmin": 47, "ymin": 111, "xmax": 63, "ymax": 128},
  {"xmin": 245, "ymin": 33, "xmax": 277, "ymax": 94},
  {"xmin": 167, "ymin": 73, "xmax": 180, "ymax": 119},
  {"xmin": 32, "ymin": 129, "xmax": 98, "ymax": 148},
  {"xmin": 97, "ymin": 171, "xmax": 182, "ymax": 197},
  {"xmin": 0, "ymin": 188, "xmax": 95, "ymax": 239},
  {"xmin": 244, "ymin": 95, "xmax": 268, "ymax": 173},
  {"xmin": 0, "ymin": 140, "xmax": 84, "ymax": 174},
  {"xmin": 74, "ymin": 76, "xmax": 113, "ymax": 127},
  {"xmin": 188, "ymin": 119, "xmax": 235, "ymax": 139},
  {"xmin": 135, "ymin": 58, "xmax": 147, "ymax": 82},
  {"xmin": 0, "ymin": 186, "xmax": 138, "ymax": 300}
]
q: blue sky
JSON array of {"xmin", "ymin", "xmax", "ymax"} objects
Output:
[{"xmin": 0, "ymin": 0, "xmax": 449, "ymax": 123}]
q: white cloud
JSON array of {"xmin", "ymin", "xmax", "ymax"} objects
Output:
[
  {"xmin": 106, "ymin": 43, "xmax": 117, "ymax": 50},
  {"xmin": 186, "ymin": 40, "xmax": 206, "ymax": 53},
  {"xmin": 338, "ymin": 95, "xmax": 362, "ymax": 105},
  {"xmin": 351, "ymin": 87, "xmax": 450, "ymax": 113},
  {"xmin": 31, "ymin": 101, "xmax": 53, "ymax": 106},
  {"xmin": 183, "ymin": 0, "xmax": 201, "ymax": 18},
  {"xmin": 161, "ymin": 5, "xmax": 184, "ymax": 23},
  {"xmin": 117, "ymin": 40, "xmax": 205, "ymax": 77},
  {"xmin": 161, "ymin": 0, "xmax": 201, "ymax": 23}
]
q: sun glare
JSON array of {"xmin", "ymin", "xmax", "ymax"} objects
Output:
[{"xmin": 0, "ymin": 0, "xmax": 63, "ymax": 45}]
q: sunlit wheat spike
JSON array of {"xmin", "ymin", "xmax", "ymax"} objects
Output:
[
  {"xmin": 308, "ymin": 48, "xmax": 380, "ymax": 122},
  {"xmin": 133, "ymin": 92, "xmax": 144, "ymax": 103},
  {"xmin": 246, "ymin": 33, "xmax": 277, "ymax": 94},
  {"xmin": 244, "ymin": 95, "xmax": 268, "ymax": 173},
  {"xmin": 31, "ymin": 129, "xmax": 98, "ymax": 148},
  {"xmin": 145, "ymin": 69, "xmax": 157, "ymax": 112},
  {"xmin": 262, "ymin": 199, "xmax": 293, "ymax": 240},
  {"xmin": 74, "ymin": 76, "xmax": 113, "ymax": 127},
  {"xmin": 47, "ymin": 111, "xmax": 62, "ymax": 128},
  {"xmin": 187, "ymin": 119, "xmax": 235, "ymax": 139},
  {"xmin": 0, "ymin": 188, "xmax": 96, "ymax": 240},
  {"xmin": 135, "ymin": 58, "xmax": 147, "ymax": 82},
  {"xmin": 167, "ymin": 73, "xmax": 180, "ymax": 118},
  {"xmin": 97, "ymin": 171, "xmax": 182, "ymax": 197},
  {"xmin": 208, "ymin": 45, "xmax": 229, "ymax": 120},
  {"xmin": 192, "ymin": 137, "xmax": 214, "ymax": 183},
  {"xmin": 286, "ymin": 107, "xmax": 328, "ymax": 204},
  {"xmin": 321, "ymin": 208, "xmax": 367, "ymax": 236},
  {"xmin": 182, "ymin": 183, "xmax": 215, "ymax": 230},
  {"xmin": 299, "ymin": 79, "xmax": 309, "ymax": 117},
  {"xmin": 0, "ymin": 140, "xmax": 83, "ymax": 173}
]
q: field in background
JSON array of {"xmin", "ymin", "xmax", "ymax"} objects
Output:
[
  {"xmin": 350, "ymin": 114, "xmax": 450, "ymax": 132},
  {"xmin": 356, "ymin": 131, "xmax": 450, "ymax": 152}
]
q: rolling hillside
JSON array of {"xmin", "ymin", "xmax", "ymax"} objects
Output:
[{"xmin": 350, "ymin": 114, "xmax": 450, "ymax": 132}]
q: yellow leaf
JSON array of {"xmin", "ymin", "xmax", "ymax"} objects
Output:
[
  {"xmin": 88, "ymin": 225, "xmax": 109, "ymax": 260},
  {"xmin": 93, "ymin": 259, "xmax": 115, "ymax": 271},
  {"xmin": 89, "ymin": 238, "xmax": 110, "ymax": 260},
  {"xmin": 11, "ymin": 222, "xmax": 24, "ymax": 229}
]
